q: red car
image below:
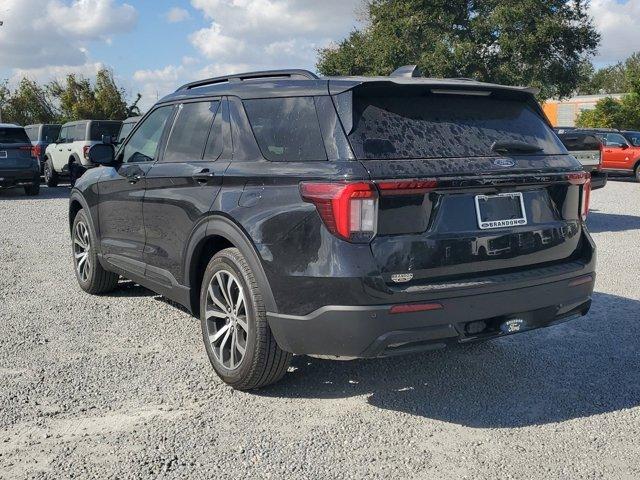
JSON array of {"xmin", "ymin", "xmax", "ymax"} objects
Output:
[{"xmin": 599, "ymin": 131, "xmax": 640, "ymax": 181}]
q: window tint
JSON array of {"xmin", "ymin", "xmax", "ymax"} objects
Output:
[
  {"xmin": 623, "ymin": 132, "xmax": 640, "ymax": 146},
  {"xmin": 163, "ymin": 101, "xmax": 219, "ymax": 163},
  {"xmin": 122, "ymin": 107, "xmax": 173, "ymax": 163},
  {"xmin": 117, "ymin": 122, "xmax": 135, "ymax": 144},
  {"xmin": 42, "ymin": 125, "xmax": 61, "ymax": 143},
  {"xmin": 243, "ymin": 97, "xmax": 327, "ymax": 162},
  {"xmin": 204, "ymin": 103, "xmax": 224, "ymax": 160},
  {"xmin": 605, "ymin": 133, "xmax": 627, "ymax": 146},
  {"xmin": 0, "ymin": 127, "xmax": 30, "ymax": 144},
  {"xmin": 90, "ymin": 121, "xmax": 121, "ymax": 141},
  {"xmin": 557, "ymin": 133, "xmax": 601, "ymax": 151},
  {"xmin": 347, "ymin": 94, "xmax": 566, "ymax": 160}
]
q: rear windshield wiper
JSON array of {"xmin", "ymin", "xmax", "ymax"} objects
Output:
[{"xmin": 491, "ymin": 141, "xmax": 543, "ymax": 154}]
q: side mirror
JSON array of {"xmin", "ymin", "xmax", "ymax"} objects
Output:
[
  {"xmin": 621, "ymin": 143, "xmax": 629, "ymax": 150},
  {"xmin": 88, "ymin": 143, "xmax": 116, "ymax": 166}
]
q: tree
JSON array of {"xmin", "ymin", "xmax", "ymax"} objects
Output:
[
  {"xmin": 49, "ymin": 68, "xmax": 141, "ymax": 122},
  {"xmin": 575, "ymin": 92, "xmax": 640, "ymax": 130},
  {"xmin": 577, "ymin": 52, "xmax": 640, "ymax": 95},
  {"xmin": 0, "ymin": 78, "xmax": 57, "ymax": 125},
  {"xmin": 317, "ymin": 0, "xmax": 600, "ymax": 100},
  {"xmin": 0, "ymin": 68, "xmax": 141, "ymax": 125}
]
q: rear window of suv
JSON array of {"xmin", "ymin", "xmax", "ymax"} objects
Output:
[
  {"xmin": 90, "ymin": 121, "xmax": 121, "ymax": 141},
  {"xmin": 244, "ymin": 97, "xmax": 327, "ymax": 162},
  {"xmin": 42, "ymin": 125, "xmax": 61, "ymax": 142},
  {"xmin": 347, "ymin": 94, "xmax": 566, "ymax": 160},
  {"xmin": 0, "ymin": 127, "xmax": 30, "ymax": 144}
]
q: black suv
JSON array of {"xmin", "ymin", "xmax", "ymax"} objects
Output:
[{"xmin": 70, "ymin": 68, "xmax": 596, "ymax": 390}]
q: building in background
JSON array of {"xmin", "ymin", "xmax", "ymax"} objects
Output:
[{"xmin": 542, "ymin": 93, "xmax": 625, "ymax": 127}]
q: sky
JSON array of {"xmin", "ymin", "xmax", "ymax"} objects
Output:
[{"xmin": 0, "ymin": 0, "xmax": 638, "ymax": 109}]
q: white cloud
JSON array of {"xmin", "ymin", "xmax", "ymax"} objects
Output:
[
  {"xmin": 0, "ymin": 0, "xmax": 137, "ymax": 72},
  {"xmin": 165, "ymin": 7, "xmax": 191, "ymax": 23},
  {"xmin": 188, "ymin": 0, "xmax": 361, "ymax": 69},
  {"xmin": 11, "ymin": 62, "xmax": 105, "ymax": 85},
  {"xmin": 591, "ymin": 0, "xmax": 640, "ymax": 65}
]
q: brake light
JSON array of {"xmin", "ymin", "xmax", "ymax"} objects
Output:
[
  {"xmin": 83, "ymin": 145, "xmax": 90, "ymax": 160},
  {"xmin": 300, "ymin": 182, "xmax": 378, "ymax": 242},
  {"xmin": 31, "ymin": 144, "xmax": 42, "ymax": 158},
  {"xmin": 389, "ymin": 302, "xmax": 443, "ymax": 314},
  {"xmin": 19, "ymin": 146, "xmax": 35, "ymax": 158},
  {"xmin": 568, "ymin": 171, "xmax": 591, "ymax": 220}
]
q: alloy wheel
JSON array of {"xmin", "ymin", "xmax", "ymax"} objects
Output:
[
  {"xmin": 205, "ymin": 270, "xmax": 249, "ymax": 370},
  {"xmin": 73, "ymin": 221, "xmax": 91, "ymax": 282}
]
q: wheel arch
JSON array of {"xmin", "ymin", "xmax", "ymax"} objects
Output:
[
  {"xmin": 68, "ymin": 193, "xmax": 100, "ymax": 251},
  {"xmin": 184, "ymin": 215, "xmax": 278, "ymax": 317}
]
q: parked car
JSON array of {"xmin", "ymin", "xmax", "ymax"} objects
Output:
[
  {"xmin": 557, "ymin": 128, "xmax": 640, "ymax": 181},
  {"xmin": 43, "ymin": 120, "xmax": 122, "ymax": 187},
  {"xmin": 70, "ymin": 68, "xmax": 595, "ymax": 390},
  {"xmin": 115, "ymin": 116, "xmax": 141, "ymax": 145},
  {"xmin": 24, "ymin": 123, "xmax": 61, "ymax": 175},
  {"xmin": 0, "ymin": 123, "xmax": 40, "ymax": 196},
  {"xmin": 555, "ymin": 130, "xmax": 607, "ymax": 189}
]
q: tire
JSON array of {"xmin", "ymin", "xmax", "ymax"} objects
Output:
[
  {"xmin": 72, "ymin": 209, "xmax": 119, "ymax": 294},
  {"xmin": 635, "ymin": 163, "xmax": 640, "ymax": 182},
  {"xmin": 44, "ymin": 158, "xmax": 59, "ymax": 187},
  {"xmin": 200, "ymin": 247, "xmax": 291, "ymax": 390},
  {"xmin": 24, "ymin": 184, "xmax": 40, "ymax": 196}
]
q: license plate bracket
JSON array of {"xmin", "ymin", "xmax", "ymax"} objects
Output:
[{"xmin": 475, "ymin": 192, "xmax": 527, "ymax": 230}]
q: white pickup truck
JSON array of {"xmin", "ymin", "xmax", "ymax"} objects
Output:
[{"xmin": 555, "ymin": 130, "xmax": 607, "ymax": 189}]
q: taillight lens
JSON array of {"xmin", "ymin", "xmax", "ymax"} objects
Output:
[
  {"xmin": 83, "ymin": 145, "xmax": 90, "ymax": 160},
  {"xmin": 568, "ymin": 171, "xmax": 591, "ymax": 220},
  {"xmin": 300, "ymin": 182, "xmax": 378, "ymax": 242},
  {"xmin": 376, "ymin": 179, "xmax": 438, "ymax": 196},
  {"xmin": 31, "ymin": 144, "xmax": 41, "ymax": 158},
  {"xmin": 19, "ymin": 146, "xmax": 35, "ymax": 158}
]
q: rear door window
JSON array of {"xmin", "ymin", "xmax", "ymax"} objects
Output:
[
  {"xmin": 0, "ymin": 127, "xmax": 30, "ymax": 144},
  {"xmin": 243, "ymin": 97, "xmax": 327, "ymax": 161},
  {"xmin": 163, "ymin": 101, "xmax": 219, "ymax": 163},
  {"xmin": 42, "ymin": 125, "xmax": 60, "ymax": 142},
  {"xmin": 90, "ymin": 121, "xmax": 121, "ymax": 141},
  {"xmin": 346, "ymin": 93, "xmax": 566, "ymax": 160}
]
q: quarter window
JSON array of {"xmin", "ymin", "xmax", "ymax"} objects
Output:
[
  {"xmin": 163, "ymin": 101, "xmax": 219, "ymax": 163},
  {"xmin": 243, "ymin": 97, "xmax": 327, "ymax": 162},
  {"xmin": 122, "ymin": 106, "xmax": 173, "ymax": 163}
]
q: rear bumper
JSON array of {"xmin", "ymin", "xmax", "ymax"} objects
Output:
[
  {"xmin": 267, "ymin": 272, "xmax": 595, "ymax": 357},
  {"xmin": 0, "ymin": 170, "xmax": 40, "ymax": 189}
]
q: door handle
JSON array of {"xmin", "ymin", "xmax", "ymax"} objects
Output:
[
  {"xmin": 128, "ymin": 174, "xmax": 143, "ymax": 184},
  {"xmin": 192, "ymin": 170, "xmax": 215, "ymax": 184}
]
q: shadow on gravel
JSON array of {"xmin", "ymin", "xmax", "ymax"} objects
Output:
[
  {"xmin": 587, "ymin": 211, "xmax": 640, "ymax": 233},
  {"xmin": 259, "ymin": 292, "xmax": 640, "ymax": 428},
  {"xmin": 0, "ymin": 185, "xmax": 70, "ymax": 201}
]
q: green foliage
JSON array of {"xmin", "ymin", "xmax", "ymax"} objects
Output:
[
  {"xmin": 317, "ymin": 0, "xmax": 600, "ymax": 100},
  {"xmin": 0, "ymin": 68, "xmax": 141, "ymax": 125},
  {"xmin": 575, "ymin": 91, "xmax": 640, "ymax": 130},
  {"xmin": 577, "ymin": 52, "xmax": 640, "ymax": 95}
]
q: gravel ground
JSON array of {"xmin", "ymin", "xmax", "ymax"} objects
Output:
[{"xmin": 1, "ymin": 179, "xmax": 639, "ymax": 480}]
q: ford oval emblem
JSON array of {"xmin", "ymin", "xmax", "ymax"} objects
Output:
[{"xmin": 493, "ymin": 158, "xmax": 516, "ymax": 167}]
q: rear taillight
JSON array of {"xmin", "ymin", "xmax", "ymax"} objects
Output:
[
  {"xmin": 19, "ymin": 146, "xmax": 35, "ymax": 158},
  {"xmin": 300, "ymin": 182, "xmax": 378, "ymax": 242},
  {"xmin": 83, "ymin": 145, "xmax": 90, "ymax": 160},
  {"xmin": 31, "ymin": 145, "xmax": 42, "ymax": 158},
  {"xmin": 568, "ymin": 171, "xmax": 591, "ymax": 220},
  {"xmin": 300, "ymin": 178, "xmax": 439, "ymax": 242}
]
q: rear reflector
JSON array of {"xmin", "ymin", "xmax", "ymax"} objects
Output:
[
  {"xmin": 568, "ymin": 275, "xmax": 593, "ymax": 287},
  {"xmin": 389, "ymin": 303, "xmax": 443, "ymax": 314}
]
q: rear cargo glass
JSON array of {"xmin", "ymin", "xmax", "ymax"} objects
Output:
[
  {"xmin": 90, "ymin": 122, "xmax": 122, "ymax": 141},
  {"xmin": 42, "ymin": 125, "xmax": 61, "ymax": 143},
  {"xmin": 557, "ymin": 133, "xmax": 601, "ymax": 151},
  {"xmin": 347, "ymin": 94, "xmax": 565, "ymax": 160},
  {"xmin": 0, "ymin": 127, "xmax": 30, "ymax": 144}
]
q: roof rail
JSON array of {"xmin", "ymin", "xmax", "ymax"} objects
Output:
[{"xmin": 176, "ymin": 69, "xmax": 319, "ymax": 91}]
